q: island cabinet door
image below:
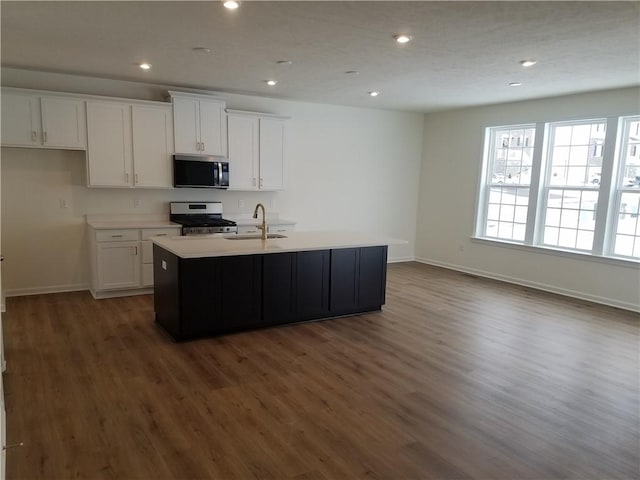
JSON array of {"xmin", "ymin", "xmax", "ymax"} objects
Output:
[
  {"xmin": 180, "ymin": 257, "xmax": 222, "ymax": 338},
  {"xmin": 218, "ymin": 255, "xmax": 262, "ymax": 331},
  {"xmin": 358, "ymin": 246, "xmax": 388, "ymax": 310},
  {"xmin": 262, "ymin": 253, "xmax": 296, "ymax": 325},
  {"xmin": 329, "ymin": 248, "xmax": 359, "ymax": 314},
  {"xmin": 329, "ymin": 247, "xmax": 388, "ymax": 315},
  {"xmin": 296, "ymin": 250, "xmax": 330, "ymax": 320}
]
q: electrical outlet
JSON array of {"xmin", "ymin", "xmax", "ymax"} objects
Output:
[
  {"xmin": 458, "ymin": 245, "xmax": 465, "ymax": 252},
  {"xmin": 59, "ymin": 199, "xmax": 69, "ymax": 209},
  {"xmin": 269, "ymin": 199, "xmax": 275, "ymax": 209},
  {"xmin": 134, "ymin": 199, "xmax": 142, "ymax": 208},
  {"xmin": 238, "ymin": 199, "xmax": 245, "ymax": 209}
]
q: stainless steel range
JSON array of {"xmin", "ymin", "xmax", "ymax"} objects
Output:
[{"xmin": 170, "ymin": 202, "xmax": 237, "ymax": 236}]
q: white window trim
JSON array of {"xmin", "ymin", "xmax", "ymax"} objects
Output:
[{"xmin": 475, "ymin": 115, "xmax": 640, "ymax": 265}]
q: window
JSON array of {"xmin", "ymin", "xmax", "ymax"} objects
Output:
[
  {"xmin": 475, "ymin": 115, "xmax": 640, "ymax": 261},
  {"xmin": 540, "ymin": 120, "xmax": 605, "ymax": 251},
  {"xmin": 481, "ymin": 125, "xmax": 535, "ymax": 242},
  {"xmin": 612, "ymin": 117, "xmax": 640, "ymax": 258}
]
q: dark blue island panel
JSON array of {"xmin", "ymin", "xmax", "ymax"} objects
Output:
[{"xmin": 153, "ymin": 245, "xmax": 388, "ymax": 341}]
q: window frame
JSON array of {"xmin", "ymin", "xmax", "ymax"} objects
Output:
[
  {"xmin": 474, "ymin": 115, "xmax": 640, "ymax": 264},
  {"xmin": 476, "ymin": 123, "xmax": 536, "ymax": 243},
  {"xmin": 608, "ymin": 116, "xmax": 640, "ymax": 259}
]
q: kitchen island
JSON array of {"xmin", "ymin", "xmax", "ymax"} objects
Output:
[{"xmin": 151, "ymin": 231, "xmax": 398, "ymax": 340}]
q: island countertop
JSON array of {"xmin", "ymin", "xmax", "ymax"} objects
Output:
[{"xmin": 151, "ymin": 230, "xmax": 405, "ymax": 259}]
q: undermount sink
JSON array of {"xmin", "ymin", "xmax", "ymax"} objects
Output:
[{"xmin": 225, "ymin": 233, "xmax": 287, "ymax": 240}]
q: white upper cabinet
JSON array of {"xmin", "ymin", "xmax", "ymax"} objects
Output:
[
  {"xmin": 1, "ymin": 92, "xmax": 39, "ymax": 147},
  {"xmin": 131, "ymin": 104, "xmax": 174, "ymax": 188},
  {"xmin": 259, "ymin": 117, "xmax": 286, "ymax": 190},
  {"xmin": 86, "ymin": 100, "xmax": 133, "ymax": 187},
  {"xmin": 39, "ymin": 96, "xmax": 86, "ymax": 148},
  {"xmin": 1, "ymin": 89, "xmax": 86, "ymax": 149},
  {"xmin": 227, "ymin": 110, "xmax": 287, "ymax": 191},
  {"xmin": 228, "ymin": 113, "xmax": 259, "ymax": 190},
  {"xmin": 170, "ymin": 91, "xmax": 227, "ymax": 156},
  {"xmin": 86, "ymin": 100, "xmax": 174, "ymax": 188}
]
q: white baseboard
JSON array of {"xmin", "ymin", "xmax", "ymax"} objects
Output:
[
  {"xmin": 3, "ymin": 283, "xmax": 89, "ymax": 298},
  {"xmin": 388, "ymin": 256, "xmax": 414, "ymax": 264},
  {"xmin": 414, "ymin": 256, "xmax": 640, "ymax": 313},
  {"xmin": 89, "ymin": 287, "xmax": 154, "ymax": 300}
]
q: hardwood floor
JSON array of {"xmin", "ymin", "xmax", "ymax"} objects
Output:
[{"xmin": 3, "ymin": 262, "xmax": 639, "ymax": 479}]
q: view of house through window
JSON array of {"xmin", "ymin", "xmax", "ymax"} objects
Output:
[
  {"xmin": 613, "ymin": 117, "xmax": 640, "ymax": 257},
  {"xmin": 484, "ymin": 126, "xmax": 535, "ymax": 242},
  {"xmin": 541, "ymin": 120, "xmax": 605, "ymax": 251},
  {"xmin": 476, "ymin": 115, "xmax": 640, "ymax": 261}
]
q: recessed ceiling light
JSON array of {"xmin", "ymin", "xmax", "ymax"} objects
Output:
[
  {"xmin": 193, "ymin": 47, "xmax": 212, "ymax": 54},
  {"xmin": 509, "ymin": 82, "xmax": 522, "ymax": 87},
  {"xmin": 520, "ymin": 60, "xmax": 537, "ymax": 67},
  {"xmin": 266, "ymin": 80, "xmax": 278, "ymax": 86},
  {"xmin": 368, "ymin": 91, "xmax": 380, "ymax": 97},
  {"xmin": 394, "ymin": 34, "xmax": 412, "ymax": 44},
  {"xmin": 223, "ymin": 1, "xmax": 239, "ymax": 10},
  {"xmin": 345, "ymin": 70, "xmax": 360, "ymax": 75},
  {"xmin": 139, "ymin": 63, "xmax": 151, "ymax": 70},
  {"xmin": 276, "ymin": 60, "xmax": 293, "ymax": 65}
]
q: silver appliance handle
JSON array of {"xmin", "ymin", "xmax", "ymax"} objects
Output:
[{"xmin": 218, "ymin": 162, "xmax": 223, "ymax": 186}]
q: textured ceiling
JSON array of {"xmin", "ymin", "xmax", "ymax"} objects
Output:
[{"xmin": 1, "ymin": 1, "xmax": 639, "ymax": 112}]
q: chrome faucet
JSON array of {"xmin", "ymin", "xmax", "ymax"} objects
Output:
[{"xmin": 253, "ymin": 203, "xmax": 268, "ymax": 240}]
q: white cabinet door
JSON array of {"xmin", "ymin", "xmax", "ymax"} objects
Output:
[
  {"xmin": 132, "ymin": 104, "xmax": 173, "ymax": 188},
  {"xmin": 199, "ymin": 98, "xmax": 227, "ymax": 156},
  {"xmin": 259, "ymin": 117, "xmax": 285, "ymax": 190},
  {"xmin": 86, "ymin": 101, "xmax": 133, "ymax": 187},
  {"xmin": 40, "ymin": 96, "xmax": 86, "ymax": 149},
  {"xmin": 172, "ymin": 96, "xmax": 200, "ymax": 154},
  {"xmin": 228, "ymin": 113, "xmax": 259, "ymax": 190},
  {"xmin": 96, "ymin": 241, "xmax": 140, "ymax": 290},
  {"xmin": 1, "ymin": 91, "xmax": 40, "ymax": 147}
]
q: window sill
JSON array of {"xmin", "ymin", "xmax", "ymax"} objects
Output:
[{"xmin": 470, "ymin": 237, "xmax": 640, "ymax": 269}]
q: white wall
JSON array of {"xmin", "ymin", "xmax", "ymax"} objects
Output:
[
  {"xmin": 1, "ymin": 68, "xmax": 424, "ymax": 295},
  {"xmin": 415, "ymin": 87, "xmax": 640, "ymax": 311}
]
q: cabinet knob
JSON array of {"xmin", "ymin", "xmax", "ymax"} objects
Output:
[{"xmin": 135, "ymin": 173, "xmax": 139, "ymax": 184}]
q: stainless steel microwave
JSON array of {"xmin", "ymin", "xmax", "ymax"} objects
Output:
[{"xmin": 173, "ymin": 155, "xmax": 229, "ymax": 189}]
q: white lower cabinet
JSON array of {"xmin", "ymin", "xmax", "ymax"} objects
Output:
[
  {"xmin": 89, "ymin": 226, "xmax": 180, "ymax": 298},
  {"xmin": 96, "ymin": 241, "xmax": 140, "ymax": 290}
]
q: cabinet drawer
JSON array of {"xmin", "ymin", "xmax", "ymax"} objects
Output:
[
  {"xmin": 268, "ymin": 224, "xmax": 294, "ymax": 234},
  {"xmin": 237, "ymin": 225, "xmax": 261, "ymax": 235},
  {"xmin": 141, "ymin": 228, "xmax": 179, "ymax": 240},
  {"xmin": 95, "ymin": 229, "xmax": 139, "ymax": 242}
]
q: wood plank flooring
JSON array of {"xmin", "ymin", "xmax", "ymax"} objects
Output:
[{"xmin": 3, "ymin": 262, "xmax": 639, "ymax": 479}]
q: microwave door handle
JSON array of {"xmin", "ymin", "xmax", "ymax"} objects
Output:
[{"xmin": 218, "ymin": 162, "xmax": 223, "ymax": 186}]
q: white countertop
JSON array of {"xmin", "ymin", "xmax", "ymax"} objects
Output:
[
  {"xmin": 87, "ymin": 220, "xmax": 182, "ymax": 230},
  {"xmin": 86, "ymin": 213, "xmax": 295, "ymax": 229},
  {"xmin": 151, "ymin": 230, "xmax": 406, "ymax": 259}
]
